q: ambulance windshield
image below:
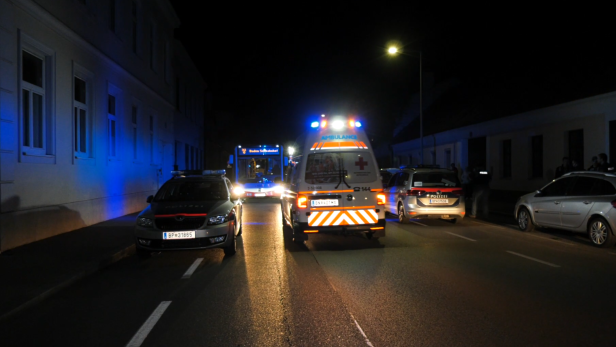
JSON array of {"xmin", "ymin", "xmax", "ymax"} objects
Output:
[{"xmin": 304, "ymin": 152, "xmax": 376, "ymax": 184}]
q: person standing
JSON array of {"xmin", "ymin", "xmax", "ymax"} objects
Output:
[
  {"xmin": 554, "ymin": 157, "xmax": 571, "ymax": 179},
  {"xmin": 587, "ymin": 156, "xmax": 599, "ymax": 171},
  {"xmin": 597, "ymin": 153, "xmax": 611, "ymax": 172},
  {"xmin": 470, "ymin": 168, "xmax": 491, "ymax": 219},
  {"xmin": 461, "ymin": 166, "xmax": 472, "ymax": 202}
]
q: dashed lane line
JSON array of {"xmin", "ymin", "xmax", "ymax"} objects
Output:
[
  {"xmin": 506, "ymin": 251, "xmax": 561, "ymax": 268},
  {"xmin": 410, "ymin": 220, "xmax": 427, "ymax": 227},
  {"xmin": 126, "ymin": 301, "xmax": 172, "ymax": 347},
  {"xmin": 446, "ymin": 232, "xmax": 476, "ymax": 242},
  {"xmin": 182, "ymin": 258, "xmax": 204, "ymax": 279}
]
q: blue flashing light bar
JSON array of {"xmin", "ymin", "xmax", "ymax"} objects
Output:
[
  {"xmin": 311, "ymin": 121, "xmax": 319, "ymax": 128},
  {"xmin": 203, "ymin": 170, "xmax": 226, "ymax": 175},
  {"xmin": 355, "ymin": 121, "xmax": 362, "ymax": 128}
]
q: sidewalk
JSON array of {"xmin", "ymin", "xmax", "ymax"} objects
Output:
[
  {"xmin": 465, "ymin": 189, "xmax": 524, "ymax": 223},
  {"xmin": 0, "ymin": 212, "xmax": 139, "ymax": 322}
]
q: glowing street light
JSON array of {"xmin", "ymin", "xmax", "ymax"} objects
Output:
[{"xmin": 387, "ymin": 43, "xmax": 424, "ymax": 164}]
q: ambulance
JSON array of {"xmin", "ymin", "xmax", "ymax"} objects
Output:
[{"xmin": 281, "ymin": 115, "xmax": 387, "ymax": 243}]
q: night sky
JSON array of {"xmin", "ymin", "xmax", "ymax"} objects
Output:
[{"xmin": 170, "ymin": 4, "xmax": 616, "ymax": 149}]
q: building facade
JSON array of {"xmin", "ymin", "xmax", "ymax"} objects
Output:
[
  {"xmin": 392, "ymin": 91, "xmax": 616, "ymax": 193},
  {"xmin": 0, "ymin": 0, "xmax": 205, "ymax": 251}
]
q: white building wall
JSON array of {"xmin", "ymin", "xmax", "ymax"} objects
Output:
[
  {"xmin": 0, "ymin": 0, "xmax": 204, "ymax": 251},
  {"xmin": 392, "ymin": 91, "xmax": 616, "ymax": 194}
]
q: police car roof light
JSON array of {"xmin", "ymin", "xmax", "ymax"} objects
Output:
[{"xmin": 202, "ymin": 169, "xmax": 226, "ymax": 176}]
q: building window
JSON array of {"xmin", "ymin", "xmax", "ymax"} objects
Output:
[
  {"xmin": 73, "ymin": 65, "xmax": 94, "ymax": 158},
  {"xmin": 149, "ymin": 23, "xmax": 156, "ymax": 71},
  {"xmin": 132, "ymin": 105, "xmax": 138, "ymax": 160},
  {"xmin": 108, "ymin": 95, "xmax": 117, "ymax": 158},
  {"xmin": 185, "ymin": 143, "xmax": 189, "ymax": 169},
  {"xmin": 531, "ymin": 135, "xmax": 543, "ymax": 178},
  {"xmin": 149, "ymin": 115, "xmax": 154, "ymax": 163},
  {"xmin": 502, "ymin": 139, "xmax": 512, "ymax": 178},
  {"xmin": 163, "ymin": 40, "xmax": 170, "ymax": 84},
  {"xmin": 109, "ymin": 0, "xmax": 116, "ymax": 32},
  {"xmin": 131, "ymin": 1, "xmax": 139, "ymax": 54},
  {"xmin": 21, "ymin": 41, "xmax": 55, "ymax": 159},
  {"xmin": 175, "ymin": 77, "xmax": 181, "ymax": 110}
]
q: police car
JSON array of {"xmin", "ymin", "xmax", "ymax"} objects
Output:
[
  {"xmin": 281, "ymin": 115, "xmax": 387, "ymax": 243},
  {"xmin": 384, "ymin": 165, "xmax": 465, "ymax": 224},
  {"xmin": 134, "ymin": 170, "xmax": 243, "ymax": 257}
]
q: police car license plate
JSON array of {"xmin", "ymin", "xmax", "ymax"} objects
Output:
[
  {"xmin": 311, "ymin": 199, "xmax": 338, "ymax": 207},
  {"xmin": 430, "ymin": 199, "xmax": 448, "ymax": 204},
  {"xmin": 163, "ymin": 231, "xmax": 195, "ymax": 240}
]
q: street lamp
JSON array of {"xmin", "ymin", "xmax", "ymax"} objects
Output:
[{"xmin": 387, "ymin": 45, "xmax": 423, "ymax": 165}]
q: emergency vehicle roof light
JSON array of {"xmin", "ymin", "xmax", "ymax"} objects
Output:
[
  {"xmin": 321, "ymin": 120, "xmax": 327, "ymax": 128},
  {"xmin": 355, "ymin": 121, "xmax": 362, "ymax": 128},
  {"xmin": 202, "ymin": 170, "xmax": 226, "ymax": 175},
  {"xmin": 311, "ymin": 121, "xmax": 319, "ymax": 128},
  {"xmin": 332, "ymin": 120, "xmax": 344, "ymax": 129}
]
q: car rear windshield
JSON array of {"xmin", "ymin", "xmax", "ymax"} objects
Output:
[
  {"xmin": 305, "ymin": 152, "xmax": 377, "ymax": 184},
  {"xmin": 411, "ymin": 172, "xmax": 460, "ymax": 187},
  {"xmin": 154, "ymin": 180, "xmax": 228, "ymax": 202}
]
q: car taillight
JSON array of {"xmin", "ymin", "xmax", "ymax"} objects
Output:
[
  {"xmin": 406, "ymin": 189, "xmax": 425, "ymax": 196},
  {"xmin": 297, "ymin": 195, "xmax": 308, "ymax": 209},
  {"xmin": 611, "ymin": 200, "xmax": 616, "ymax": 208},
  {"xmin": 377, "ymin": 193, "xmax": 386, "ymax": 205},
  {"xmin": 451, "ymin": 189, "xmax": 464, "ymax": 195}
]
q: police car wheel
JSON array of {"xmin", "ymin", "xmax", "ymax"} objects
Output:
[
  {"xmin": 398, "ymin": 204, "xmax": 410, "ymax": 224},
  {"xmin": 224, "ymin": 236, "xmax": 237, "ymax": 256}
]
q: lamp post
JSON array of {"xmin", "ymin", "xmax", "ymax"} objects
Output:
[{"xmin": 387, "ymin": 45, "xmax": 423, "ymax": 165}]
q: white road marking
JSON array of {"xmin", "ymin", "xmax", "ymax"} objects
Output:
[
  {"xmin": 351, "ymin": 314, "xmax": 375, "ymax": 347},
  {"xmin": 410, "ymin": 220, "xmax": 427, "ymax": 226},
  {"xmin": 526, "ymin": 233, "xmax": 574, "ymax": 246},
  {"xmin": 446, "ymin": 232, "xmax": 476, "ymax": 242},
  {"xmin": 182, "ymin": 258, "xmax": 204, "ymax": 279},
  {"xmin": 126, "ymin": 301, "xmax": 172, "ymax": 347},
  {"xmin": 506, "ymin": 251, "xmax": 561, "ymax": 268}
]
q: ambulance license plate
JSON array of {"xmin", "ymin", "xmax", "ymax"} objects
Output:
[
  {"xmin": 311, "ymin": 199, "xmax": 339, "ymax": 207},
  {"xmin": 430, "ymin": 199, "xmax": 448, "ymax": 204},
  {"xmin": 163, "ymin": 231, "xmax": 195, "ymax": 240},
  {"xmin": 255, "ymin": 193, "xmax": 266, "ymax": 197}
]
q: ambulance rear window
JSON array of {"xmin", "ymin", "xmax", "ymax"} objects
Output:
[{"xmin": 305, "ymin": 152, "xmax": 376, "ymax": 184}]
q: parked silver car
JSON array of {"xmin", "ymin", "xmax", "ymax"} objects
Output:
[
  {"xmin": 514, "ymin": 171, "xmax": 616, "ymax": 247},
  {"xmin": 385, "ymin": 166, "xmax": 465, "ymax": 224}
]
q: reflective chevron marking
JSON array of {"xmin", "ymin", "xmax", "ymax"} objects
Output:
[{"xmin": 308, "ymin": 209, "xmax": 378, "ymax": 226}]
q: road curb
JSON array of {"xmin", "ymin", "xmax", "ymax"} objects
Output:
[{"xmin": 0, "ymin": 244, "xmax": 135, "ymax": 323}]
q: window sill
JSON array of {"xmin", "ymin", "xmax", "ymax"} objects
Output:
[
  {"xmin": 75, "ymin": 156, "xmax": 95, "ymax": 166},
  {"xmin": 20, "ymin": 152, "xmax": 56, "ymax": 164}
]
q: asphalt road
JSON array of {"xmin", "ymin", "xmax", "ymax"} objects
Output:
[{"xmin": 2, "ymin": 200, "xmax": 616, "ymax": 346}]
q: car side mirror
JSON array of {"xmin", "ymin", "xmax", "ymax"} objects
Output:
[{"xmin": 146, "ymin": 195, "xmax": 154, "ymax": 203}]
